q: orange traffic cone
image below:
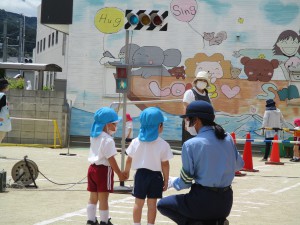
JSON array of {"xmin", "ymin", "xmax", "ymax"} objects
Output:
[
  {"xmin": 265, "ymin": 134, "xmax": 284, "ymax": 165},
  {"xmin": 241, "ymin": 132, "xmax": 259, "ymax": 172},
  {"xmin": 230, "ymin": 132, "xmax": 246, "ymax": 176}
]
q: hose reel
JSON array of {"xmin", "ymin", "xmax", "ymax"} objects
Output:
[{"xmin": 11, "ymin": 156, "xmax": 38, "ymax": 187}]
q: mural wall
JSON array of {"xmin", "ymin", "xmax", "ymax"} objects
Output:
[{"xmin": 69, "ymin": 0, "xmax": 300, "ymax": 141}]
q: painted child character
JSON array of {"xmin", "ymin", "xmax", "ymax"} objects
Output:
[
  {"xmin": 124, "ymin": 107, "xmax": 173, "ymax": 225},
  {"xmin": 272, "ymin": 30, "xmax": 300, "ymax": 80},
  {"xmin": 284, "ymin": 118, "xmax": 300, "ymax": 162},
  {"xmin": 273, "ymin": 30, "xmax": 300, "ymax": 57},
  {"xmin": 86, "ymin": 107, "xmax": 125, "ymax": 225},
  {"xmin": 0, "ymin": 79, "xmax": 12, "ymax": 143}
]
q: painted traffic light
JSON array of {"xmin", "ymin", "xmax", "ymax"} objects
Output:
[
  {"xmin": 115, "ymin": 66, "xmax": 129, "ymax": 93},
  {"xmin": 115, "ymin": 78, "xmax": 128, "ymax": 93},
  {"xmin": 125, "ymin": 10, "xmax": 168, "ymax": 31},
  {"xmin": 116, "ymin": 67, "xmax": 127, "ymax": 78}
]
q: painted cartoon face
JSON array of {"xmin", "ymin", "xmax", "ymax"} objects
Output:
[
  {"xmin": 195, "ymin": 61, "xmax": 223, "ymax": 83},
  {"xmin": 118, "ymin": 51, "xmax": 125, "ymax": 59},
  {"xmin": 132, "ymin": 46, "xmax": 164, "ymax": 66},
  {"xmin": 276, "ymin": 37, "xmax": 300, "ymax": 57},
  {"xmin": 290, "ymin": 73, "xmax": 300, "ymax": 81},
  {"xmin": 240, "ymin": 57, "xmax": 279, "ymax": 82}
]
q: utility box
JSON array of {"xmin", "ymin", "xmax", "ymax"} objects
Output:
[{"xmin": 0, "ymin": 170, "xmax": 6, "ymax": 192}]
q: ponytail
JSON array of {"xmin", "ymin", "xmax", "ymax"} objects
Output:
[
  {"xmin": 213, "ymin": 122, "xmax": 227, "ymax": 140},
  {"xmin": 200, "ymin": 118, "xmax": 227, "ymax": 140}
]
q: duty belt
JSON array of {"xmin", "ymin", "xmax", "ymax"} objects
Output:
[{"xmin": 195, "ymin": 184, "xmax": 232, "ymax": 193}]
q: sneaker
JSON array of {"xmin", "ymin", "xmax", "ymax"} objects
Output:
[
  {"xmin": 99, "ymin": 218, "xmax": 113, "ymax": 225},
  {"xmin": 291, "ymin": 158, "xmax": 300, "ymax": 162},
  {"xmin": 87, "ymin": 219, "xmax": 99, "ymax": 225},
  {"xmin": 290, "ymin": 158, "xmax": 295, "ymax": 162},
  {"xmin": 260, "ymin": 158, "xmax": 267, "ymax": 161}
]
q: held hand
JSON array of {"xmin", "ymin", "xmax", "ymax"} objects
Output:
[
  {"xmin": 0, "ymin": 118, "xmax": 3, "ymax": 122},
  {"xmin": 167, "ymin": 176, "xmax": 178, "ymax": 189},
  {"xmin": 123, "ymin": 171, "xmax": 130, "ymax": 180},
  {"xmin": 163, "ymin": 180, "xmax": 168, "ymax": 191},
  {"xmin": 117, "ymin": 172, "xmax": 126, "ymax": 182}
]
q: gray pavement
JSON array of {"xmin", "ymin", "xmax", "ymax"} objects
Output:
[{"xmin": 0, "ymin": 146, "xmax": 299, "ymax": 225}]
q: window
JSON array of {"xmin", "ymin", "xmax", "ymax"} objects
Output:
[
  {"xmin": 52, "ymin": 32, "xmax": 54, "ymax": 46},
  {"xmin": 37, "ymin": 41, "xmax": 39, "ymax": 53},
  {"xmin": 43, "ymin": 38, "xmax": 46, "ymax": 50},
  {"xmin": 56, "ymin": 31, "xmax": 58, "ymax": 44},
  {"xmin": 40, "ymin": 39, "xmax": 42, "ymax": 52},
  {"xmin": 48, "ymin": 34, "xmax": 51, "ymax": 48}
]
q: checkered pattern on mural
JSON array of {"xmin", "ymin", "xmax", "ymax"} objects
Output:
[{"xmin": 124, "ymin": 9, "xmax": 168, "ymax": 31}]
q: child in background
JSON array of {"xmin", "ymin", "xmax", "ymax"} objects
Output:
[
  {"xmin": 125, "ymin": 113, "xmax": 133, "ymax": 144},
  {"xmin": 124, "ymin": 107, "xmax": 173, "ymax": 225},
  {"xmin": 0, "ymin": 78, "xmax": 12, "ymax": 143},
  {"xmin": 86, "ymin": 107, "xmax": 125, "ymax": 225},
  {"xmin": 287, "ymin": 118, "xmax": 300, "ymax": 162}
]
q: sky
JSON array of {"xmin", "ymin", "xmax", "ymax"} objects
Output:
[{"xmin": 0, "ymin": 0, "xmax": 41, "ymax": 17}]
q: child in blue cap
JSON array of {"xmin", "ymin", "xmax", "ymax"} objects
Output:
[
  {"xmin": 124, "ymin": 107, "xmax": 173, "ymax": 225},
  {"xmin": 86, "ymin": 107, "xmax": 125, "ymax": 225}
]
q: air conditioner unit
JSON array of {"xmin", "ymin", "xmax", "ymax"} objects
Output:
[{"xmin": 0, "ymin": 170, "xmax": 6, "ymax": 192}]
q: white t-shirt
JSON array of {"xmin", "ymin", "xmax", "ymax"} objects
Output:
[
  {"xmin": 183, "ymin": 88, "xmax": 207, "ymax": 104},
  {"xmin": 262, "ymin": 108, "xmax": 285, "ymax": 138},
  {"xmin": 126, "ymin": 137, "xmax": 173, "ymax": 171},
  {"xmin": 88, "ymin": 132, "xmax": 117, "ymax": 166},
  {"xmin": 125, "ymin": 121, "xmax": 133, "ymax": 138}
]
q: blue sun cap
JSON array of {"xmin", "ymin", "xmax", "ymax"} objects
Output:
[
  {"xmin": 90, "ymin": 107, "xmax": 120, "ymax": 138},
  {"xmin": 138, "ymin": 107, "xmax": 167, "ymax": 142}
]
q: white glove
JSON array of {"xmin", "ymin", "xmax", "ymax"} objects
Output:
[{"xmin": 167, "ymin": 176, "xmax": 178, "ymax": 189}]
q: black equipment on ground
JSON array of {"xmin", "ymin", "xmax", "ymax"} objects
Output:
[
  {"xmin": 0, "ymin": 170, "xmax": 6, "ymax": 192},
  {"xmin": 11, "ymin": 156, "xmax": 39, "ymax": 188}
]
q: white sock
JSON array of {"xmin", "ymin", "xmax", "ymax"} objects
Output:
[
  {"xmin": 87, "ymin": 204, "xmax": 97, "ymax": 222},
  {"xmin": 148, "ymin": 223, "xmax": 154, "ymax": 225},
  {"xmin": 134, "ymin": 223, "xmax": 141, "ymax": 225},
  {"xmin": 99, "ymin": 210, "xmax": 109, "ymax": 223}
]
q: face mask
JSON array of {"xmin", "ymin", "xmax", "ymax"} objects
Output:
[
  {"xmin": 108, "ymin": 127, "xmax": 117, "ymax": 136},
  {"xmin": 185, "ymin": 120, "xmax": 198, "ymax": 136},
  {"xmin": 107, "ymin": 124, "xmax": 117, "ymax": 136},
  {"xmin": 196, "ymin": 81, "xmax": 207, "ymax": 90}
]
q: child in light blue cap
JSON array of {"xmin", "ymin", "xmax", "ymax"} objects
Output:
[
  {"xmin": 124, "ymin": 107, "xmax": 173, "ymax": 225},
  {"xmin": 86, "ymin": 107, "xmax": 125, "ymax": 225}
]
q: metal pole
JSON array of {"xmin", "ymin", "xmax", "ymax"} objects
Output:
[
  {"xmin": 3, "ymin": 20, "xmax": 8, "ymax": 62},
  {"xmin": 22, "ymin": 14, "xmax": 25, "ymax": 62},
  {"xmin": 18, "ymin": 18, "xmax": 22, "ymax": 62},
  {"xmin": 120, "ymin": 30, "xmax": 130, "ymax": 186},
  {"xmin": 60, "ymin": 100, "xmax": 76, "ymax": 156}
]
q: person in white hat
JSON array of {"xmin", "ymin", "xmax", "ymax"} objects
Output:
[{"xmin": 182, "ymin": 71, "xmax": 212, "ymax": 144}]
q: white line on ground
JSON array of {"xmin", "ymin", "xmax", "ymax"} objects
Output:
[
  {"xmin": 272, "ymin": 182, "xmax": 300, "ymax": 194},
  {"xmin": 33, "ymin": 196, "xmax": 134, "ymax": 225}
]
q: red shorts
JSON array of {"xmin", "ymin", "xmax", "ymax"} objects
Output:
[
  {"xmin": 87, "ymin": 164, "xmax": 114, "ymax": 193},
  {"xmin": 294, "ymin": 137, "xmax": 300, "ymax": 146}
]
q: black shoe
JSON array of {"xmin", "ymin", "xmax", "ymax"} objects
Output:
[
  {"xmin": 87, "ymin": 219, "xmax": 99, "ymax": 225},
  {"xmin": 99, "ymin": 218, "xmax": 113, "ymax": 225},
  {"xmin": 291, "ymin": 158, "xmax": 300, "ymax": 162}
]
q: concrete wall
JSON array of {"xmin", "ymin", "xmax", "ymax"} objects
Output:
[{"xmin": 2, "ymin": 89, "xmax": 68, "ymax": 147}]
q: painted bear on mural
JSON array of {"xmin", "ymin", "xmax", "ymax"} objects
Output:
[{"xmin": 240, "ymin": 57, "xmax": 279, "ymax": 82}]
